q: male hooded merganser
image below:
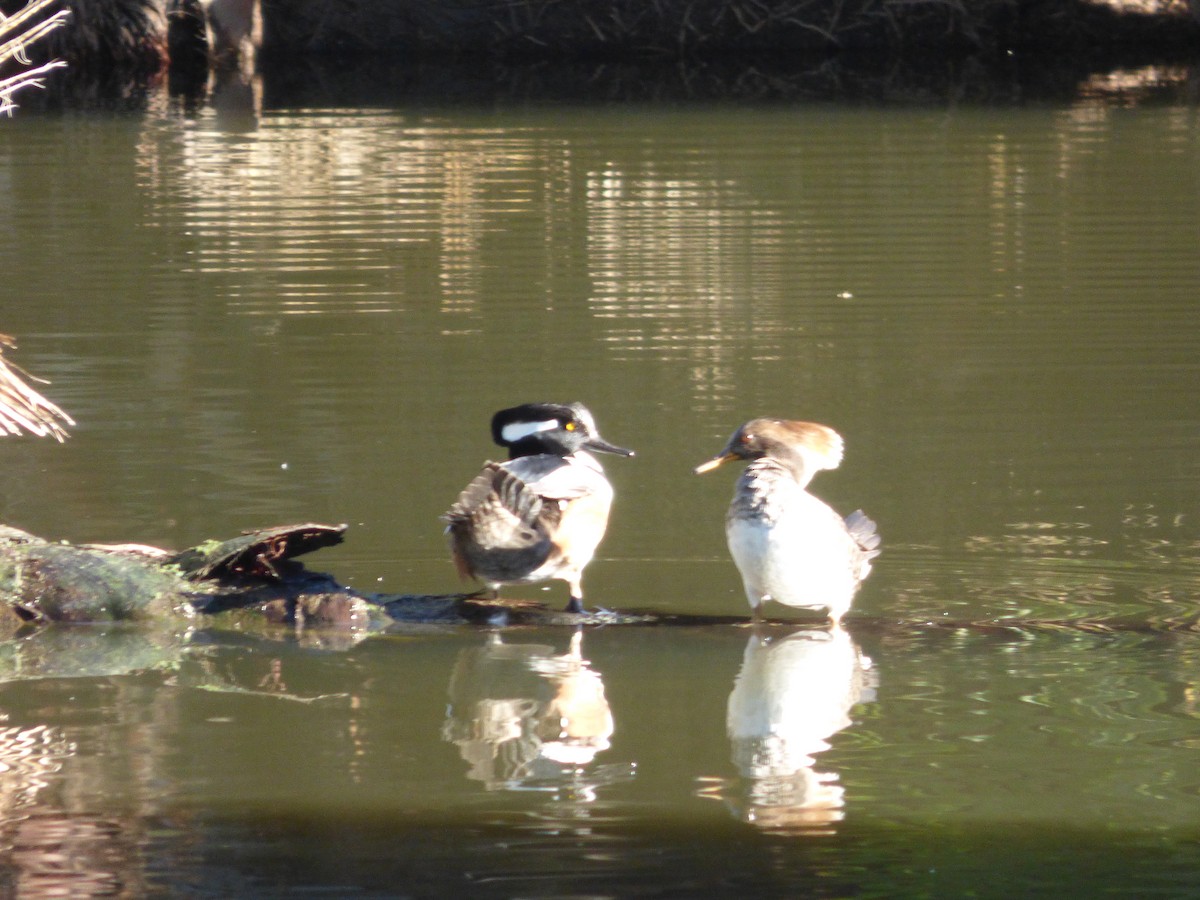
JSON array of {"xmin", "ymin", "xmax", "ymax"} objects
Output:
[
  {"xmin": 443, "ymin": 402, "xmax": 634, "ymax": 614},
  {"xmin": 0, "ymin": 335, "xmax": 72, "ymax": 441},
  {"xmin": 695, "ymin": 419, "xmax": 879, "ymax": 624}
]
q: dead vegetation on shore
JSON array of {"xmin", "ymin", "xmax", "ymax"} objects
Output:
[
  {"xmin": 262, "ymin": 0, "xmax": 1200, "ymax": 60},
  {"xmin": 0, "ymin": 0, "xmax": 68, "ymax": 113}
]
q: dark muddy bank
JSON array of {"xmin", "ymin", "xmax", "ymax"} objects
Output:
[
  {"xmin": 253, "ymin": 51, "xmax": 1199, "ymax": 111},
  {"xmin": 259, "ymin": 0, "xmax": 1200, "ymax": 61},
  {"xmin": 6, "ymin": 0, "xmax": 1200, "ymax": 109}
]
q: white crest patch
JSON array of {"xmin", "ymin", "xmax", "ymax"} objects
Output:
[
  {"xmin": 501, "ymin": 418, "xmax": 558, "ymax": 444},
  {"xmin": 573, "ymin": 406, "xmax": 597, "ymax": 434}
]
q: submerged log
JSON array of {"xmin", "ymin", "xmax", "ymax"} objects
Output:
[{"xmin": 4, "ymin": 522, "xmax": 1195, "ymax": 635}]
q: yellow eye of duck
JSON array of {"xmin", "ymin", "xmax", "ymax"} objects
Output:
[{"xmin": 565, "ymin": 421, "xmax": 576, "ymax": 431}]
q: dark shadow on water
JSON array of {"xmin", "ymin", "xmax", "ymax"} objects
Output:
[
  {"xmin": 16, "ymin": 50, "xmax": 1200, "ymax": 112},
  {"xmin": 256, "ymin": 52, "xmax": 1200, "ymax": 111},
  {"xmin": 144, "ymin": 805, "xmax": 1200, "ymax": 897}
]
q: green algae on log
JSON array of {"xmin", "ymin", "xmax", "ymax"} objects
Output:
[
  {"xmin": 0, "ymin": 523, "xmax": 366, "ymax": 628},
  {"xmin": 0, "ymin": 526, "xmax": 190, "ymax": 625},
  {"xmin": 0, "ymin": 523, "xmax": 653, "ymax": 631}
]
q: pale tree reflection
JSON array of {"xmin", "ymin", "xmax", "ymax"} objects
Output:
[
  {"xmin": 705, "ymin": 625, "xmax": 875, "ymax": 835},
  {"xmin": 4, "ymin": 809, "xmax": 137, "ymax": 898},
  {"xmin": 442, "ymin": 630, "xmax": 632, "ymax": 797},
  {"xmin": 0, "ymin": 628, "xmax": 363, "ymax": 896},
  {"xmin": 0, "ymin": 721, "xmax": 147, "ymax": 897},
  {"xmin": 585, "ymin": 165, "xmax": 783, "ymax": 417}
]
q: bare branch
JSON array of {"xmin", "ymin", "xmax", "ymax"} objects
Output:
[
  {"xmin": 0, "ymin": 0, "xmax": 69, "ymax": 116},
  {"xmin": 0, "ymin": 337, "xmax": 73, "ymax": 441}
]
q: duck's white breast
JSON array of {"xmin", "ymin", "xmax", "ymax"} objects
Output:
[{"xmin": 726, "ymin": 465, "xmax": 860, "ymax": 612}]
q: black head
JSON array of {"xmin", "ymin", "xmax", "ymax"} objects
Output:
[{"xmin": 490, "ymin": 402, "xmax": 634, "ymax": 460}]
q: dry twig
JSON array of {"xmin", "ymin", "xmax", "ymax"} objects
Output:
[
  {"xmin": 0, "ymin": 0, "xmax": 69, "ymax": 115},
  {"xmin": 0, "ymin": 336, "xmax": 73, "ymax": 441}
]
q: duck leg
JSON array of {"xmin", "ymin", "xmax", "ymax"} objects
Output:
[{"xmin": 565, "ymin": 577, "xmax": 585, "ymax": 614}]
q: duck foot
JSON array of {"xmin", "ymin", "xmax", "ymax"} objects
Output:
[{"xmin": 564, "ymin": 596, "xmax": 584, "ymax": 614}]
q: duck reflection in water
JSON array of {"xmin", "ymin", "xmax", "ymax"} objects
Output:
[
  {"xmin": 704, "ymin": 625, "xmax": 876, "ymax": 835},
  {"xmin": 443, "ymin": 630, "xmax": 630, "ymax": 796}
]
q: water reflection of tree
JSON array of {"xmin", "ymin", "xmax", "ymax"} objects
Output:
[
  {"xmin": 6, "ymin": 69, "xmax": 1197, "ymax": 601},
  {"xmin": 0, "ymin": 626, "xmax": 372, "ymax": 895},
  {"xmin": 0, "ymin": 681, "xmax": 168, "ymax": 897}
]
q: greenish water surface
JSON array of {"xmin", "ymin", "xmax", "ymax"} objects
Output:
[{"xmin": 0, "ymin": 65, "xmax": 1198, "ymax": 896}]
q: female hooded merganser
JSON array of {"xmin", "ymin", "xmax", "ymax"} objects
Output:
[
  {"xmin": 695, "ymin": 418, "xmax": 879, "ymax": 624},
  {"xmin": 443, "ymin": 402, "xmax": 634, "ymax": 614},
  {"xmin": 0, "ymin": 335, "xmax": 72, "ymax": 441}
]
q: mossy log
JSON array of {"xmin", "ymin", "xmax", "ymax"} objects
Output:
[
  {"xmin": 0, "ymin": 522, "xmax": 354, "ymax": 628},
  {"xmin": 0, "ymin": 522, "xmax": 653, "ymax": 632}
]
